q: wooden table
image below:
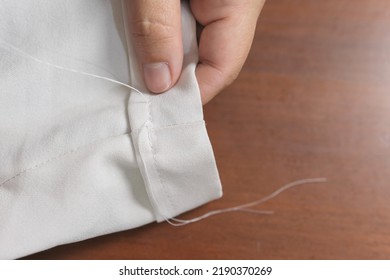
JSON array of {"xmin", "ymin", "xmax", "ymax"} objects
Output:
[{"xmin": 26, "ymin": 0, "xmax": 390, "ymax": 259}]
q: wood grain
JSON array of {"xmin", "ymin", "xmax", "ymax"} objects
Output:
[{"xmin": 25, "ymin": 0, "xmax": 390, "ymax": 259}]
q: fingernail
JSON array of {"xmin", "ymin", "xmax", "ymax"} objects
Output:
[{"xmin": 143, "ymin": 62, "xmax": 171, "ymax": 93}]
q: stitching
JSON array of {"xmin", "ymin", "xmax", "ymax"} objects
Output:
[
  {"xmin": 145, "ymin": 123, "xmax": 177, "ymax": 215},
  {"xmin": 146, "ymin": 102, "xmax": 178, "ymax": 216},
  {"xmin": 131, "ymin": 120, "xmax": 204, "ymax": 134},
  {"xmin": 0, "ymin": 132, "xmax": 130, "ymax": 187},
  {"xmin": 154, "ymin": 120, "xmax": 205, "ymax": 130}
]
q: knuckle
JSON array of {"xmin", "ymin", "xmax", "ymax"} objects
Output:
[
  {"xmin": 130, "ymin": 19, "xmax": 176, "ymax": 43},
  {"xmin": 200, "ymin": 57, "xmax": 240, "ymax": 87}
]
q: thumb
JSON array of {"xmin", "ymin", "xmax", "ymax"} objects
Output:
[{"xmin": 126, "ymin": 0, "xmax": 183, "ymax": 93}]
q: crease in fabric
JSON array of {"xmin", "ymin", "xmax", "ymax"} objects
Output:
[{"xmin": 0, "ymin": 132, "xmax": 132, "ymax": 188}]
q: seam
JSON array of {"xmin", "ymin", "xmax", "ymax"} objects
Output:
[
  {"xmin": 154, "ymin": 120, "xmax": 205, "ymax": 130},
  {"xmin": 145, "ymin": 123, "xmax": 177, "ymax": 216},
  {"xmin": 0, "ymin": 132, "xmax": 130, "ymax": 188},
  {"xmin": 131, "ymin": 120, "xmax": 204, "ymax": 134},
  {"xmin": 146, "ymin": 103, "xmax": 177, "ymax": 216},
  {"xmin": 146, "ymin": 104, "xmax": 178, "ymax": 216}
]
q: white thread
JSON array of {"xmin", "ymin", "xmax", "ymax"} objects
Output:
[
  {"xmin": 0, "ymin": 40, "xmax": 145, "ymax": 97},
  {"xmin": 162, "ymin": 178, "xmax": 327, "ymax": 226},
  {"xmin": 238, "ymin": 209, "xmax": 274, "ymax": 215},
  {"xmin": 0, "ymin": 42, "xmax": 327, "ymax": 228}
]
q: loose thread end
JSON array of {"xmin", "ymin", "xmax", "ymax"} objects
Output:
[{"xmin": 160, "ymin": 177, "xmax": 328, "ymax": 227}]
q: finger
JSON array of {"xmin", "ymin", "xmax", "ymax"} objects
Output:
[
  {"xmin": 191, "ymin": 0, "xmax": 265, "ymax": 104},
  {"xmin": 126, "ymin": 0, "xmax": 182, "ymax": 93}
]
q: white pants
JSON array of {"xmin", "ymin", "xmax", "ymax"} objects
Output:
[{"xmin": 0, "ymin": 0, "xmax": 222, "ymax": 259}]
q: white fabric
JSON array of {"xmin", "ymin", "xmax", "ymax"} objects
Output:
[{"xmin": 0, "ymin": 0, "xmax": 222, "ymax": 259}]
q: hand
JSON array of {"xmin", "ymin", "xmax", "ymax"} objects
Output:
[{"xmin": 126, "ymin": 0, "xmax": 265, "ymax": 104}]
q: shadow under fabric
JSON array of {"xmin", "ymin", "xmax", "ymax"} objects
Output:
[{"xmin": 0, "ymin": 0, "xmax": 222, "ymax": 259}]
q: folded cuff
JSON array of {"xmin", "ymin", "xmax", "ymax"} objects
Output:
[{"xmin": 132, "ymin": 121, "xmax": 223, "ymax": 222}]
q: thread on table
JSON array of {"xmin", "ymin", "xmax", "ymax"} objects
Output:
[
  {"xmin": 160, "ymin": 177, "xmax": 327, "ymax": 226},
  {"xmin": 0, "ymin": 40, "xmax": 145, "ymax": 97}
]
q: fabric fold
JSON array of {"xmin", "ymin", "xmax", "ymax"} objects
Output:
[{"xmin": 132, "ymin": 121, "xmax": 222, "ymax": 222}]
